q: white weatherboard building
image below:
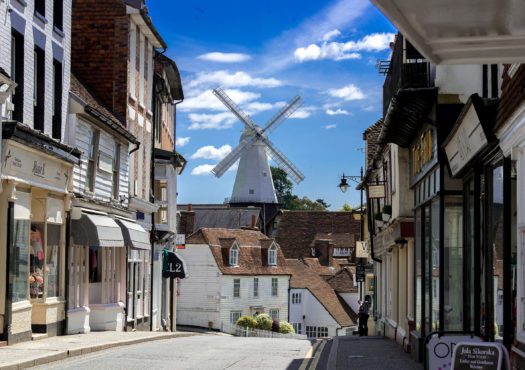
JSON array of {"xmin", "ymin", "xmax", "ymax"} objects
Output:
[{"xmin": 176, "ymin": 228, "xmax": 290, "ymax": 330}]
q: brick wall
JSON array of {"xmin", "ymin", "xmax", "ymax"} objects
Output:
[{"xmin": 71, "ymin": 0, "xmax": 129, "ymax": 124}]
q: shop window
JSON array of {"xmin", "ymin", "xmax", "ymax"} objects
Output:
[
  {"xmin": 89, "ymin": 248, "xmax": 101, "ymax": 283},
  {"xmin": 271, "ymin": 277, "xmax": 278, "ymax": 296},
  {"xmin": 33, "ymin": 47, "xmax": 45, "ymax": 132},
  {"xmin": 11, "ymin": 30, "xmax": 24, "ymax": 123},
  {"xmin": 253, "ymin": 277, "xmax": 258, "ymax": 298},
  {"xmin": 30, "ymin": 223, "xmax": 45, "ymax": 300},
  {"xmin": 52, "ymin": 60, "xmax": 62, "ymax": 140},
  {"xmin": 12, "ymin": 193, "xmax": 31, "ymax": 302},
  {"xmin": 269, "ymin": 308, "xmax": 279, "ymax": 320},
  {"xmin": 45, "ymin": 224, "xmax": 61, "ymax": 298}
]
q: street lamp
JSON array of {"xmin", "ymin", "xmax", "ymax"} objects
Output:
[{"xmin": 337, "ymin": 173, "xmax": 361, "ymax": 193}]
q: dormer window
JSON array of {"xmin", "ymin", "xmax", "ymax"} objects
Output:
[
  {"xmin": 229, "ymin": 242, "xmax": 239, "ymax": 266},
  {"xmin": 268, "ymin": 243, "xmax": 277, "ymax": 266}
]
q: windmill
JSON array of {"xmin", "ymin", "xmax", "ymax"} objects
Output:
[{"xmin": 211, "ymin": 88, "xmax": 305, "ymax": 206}]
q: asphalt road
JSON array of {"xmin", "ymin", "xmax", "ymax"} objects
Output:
[{"xmin": 32, "ymin": 334, "xmax": 315, "ymax": 370}]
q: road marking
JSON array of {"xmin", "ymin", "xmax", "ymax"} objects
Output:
[
  {"xmin": 299, "ymin": 341, "xmax": 319, "ymax": 370},
  {"xmin": 309, "ymin": 340, "xmax": 327, "ymax": 370}
]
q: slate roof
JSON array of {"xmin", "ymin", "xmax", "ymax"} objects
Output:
[
  {"xmin": 287, "ymin": 259, "xmax": 355, "ymax": 327},
  {"xmin": 274, "ymin": 211, "xmax": 361, "ymax": 259},
  {"xmin": 179, "ymin": 204, "xmax": 261, "ymax": 232},
  {"xmin": 186, "ymin": 228, "xmax": 289, "ymax": 276}
]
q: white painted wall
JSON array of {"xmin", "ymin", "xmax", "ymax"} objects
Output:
[
  {"xmin": 288, "ymin": 288, "xmax": 341, "ymax": 338},
  {"xmin": 339, "ymin": 292, "xmax": 360, "ymax": 316},
  {"xmin": 219, "ymin": 275, "xmax": 289, "ymax": 326},
  {"xmin": 176, "ymin": 244, "xmax": 221, "ymax": 329}
]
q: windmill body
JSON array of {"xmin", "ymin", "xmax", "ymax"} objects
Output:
[
  {"xmin": 210, "ymin": 88, "xmax": 305, "ymax": 210},
  {"xmin": 231, "ymin": 128, "xmax": 278, "ymax": 203}
]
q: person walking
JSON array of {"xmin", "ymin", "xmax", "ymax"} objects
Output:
[{"xmin": 358, "ymin": 295, "xmax": 371, "ymax": 336}]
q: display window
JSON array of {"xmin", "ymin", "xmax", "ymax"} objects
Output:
[{"xmin": 12, "ymin": 191, "xmax": 31, "ymax": 303}]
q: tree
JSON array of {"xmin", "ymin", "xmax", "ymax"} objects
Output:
[
  {"xmin": 271, "ymin": 166, "xmax": 329, "ymax": 210},
  {"xmin": 340, "ymin": 202, "xmax": 353, "ymax": 212}
]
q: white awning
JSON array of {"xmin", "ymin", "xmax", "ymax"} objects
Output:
[
  {"xmin": 372, "ymin": 0, "xmax": 525, "ymax": 64},
  {"xmin": 115, "ymin": 218, "xmax": 150, "ymax": 250},
  {"xmin": 71, "ymin": 213, "xmax": 124, "ymax": 247}
]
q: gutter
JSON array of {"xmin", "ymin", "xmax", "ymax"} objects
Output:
[{"xmin": 129, "ymin": 141, "xmax": 140, "ymax": 155}]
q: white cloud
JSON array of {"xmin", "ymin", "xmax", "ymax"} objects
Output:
[
  {"xmin": 187, "ymin": 112, "xmax": 237, "ymax": 130},
  {"xmin": 327, "ymin": 84, "xmax": 365, "ymax": 101},
  {"xmin": 322, "ymin": 29, "xmax": 341, "ymax": 42},
  {"xmin": 191, "ymin": 145, "xmax": 232, "ymax": 160},
  {"xmin": 180, "ymin": 89, "xmax": 261, "ymax": 112},
  {"xmin": 197, "ymin": 52, "xmax": 251, "ymax": 63},
  {"xmin": 325, "ymin": 124, "xmax": 337, "ymax": 129},
  {"xmin": 326, "ymin": 108, "xmax": 350, "ymax": 116},
  {"xmin": 191, "ymin": 164, "xmax": 215, "ymax": 176},
  {"xmin": 290, "ymin": 106, "xmax": 316, "ymax": 119},
  {"xmin": 294, "ymin": 32, "xmax": 395, "ymax": 62},
  {"xmin": 176, "ymin": 137, "xmax": 190, "ymax": 147},
  {"xmin": 187, "ymin": 71, "xmax": 282, "ymax": 90},
  {"xmin": 363, "ymin": 105, "xmax": 375, "ymax": 112}
]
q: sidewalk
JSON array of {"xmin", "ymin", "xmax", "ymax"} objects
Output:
[
  {"xmin": 328, "ymin": 336, "xmax": 423, "ymax": 370},
  {"xmin": 0, "ymin": 330, "xmax": 199, "ymax": 370}
]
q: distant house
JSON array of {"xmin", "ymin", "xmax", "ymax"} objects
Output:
[
  {"xmin": 288, "ymin": 259, "xmax": 356, "ymax": 338},
  {"xmin": 176, "ymin": 228, "xmax": 290, "ymax": 330}
]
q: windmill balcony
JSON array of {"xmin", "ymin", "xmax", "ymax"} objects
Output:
[{"xmin": 382, "ymin": 34, "xmax": 435, "ymax": 117}]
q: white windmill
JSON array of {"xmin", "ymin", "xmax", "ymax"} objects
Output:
[{"xmin": 211, "ymin": 88, "xmax": 305, "ymax": 205}]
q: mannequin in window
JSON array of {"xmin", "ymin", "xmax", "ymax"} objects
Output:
[{"xmin": 30, "ymin": 224, "xmax": 44, "ymax": 269}]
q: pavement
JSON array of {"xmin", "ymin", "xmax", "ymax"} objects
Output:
[
  {"xmin": 327, "ymin": 336, "xmax": 423, "ymax": 370},
  {"xmin": 0, "ymin": 330, "xmax": 199, "ymax": 370}
]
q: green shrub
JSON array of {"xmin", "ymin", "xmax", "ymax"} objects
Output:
[
  {"xmin": 255, "ymin": 313, "xmax": 273, "ymax": 331},
  {"xmin": 236, "ymin": 316, "xmax": 257, "ymax": 329},
  {"xmin": 279, "ymin": 321, "xmax": 295, "ymax": 334}
]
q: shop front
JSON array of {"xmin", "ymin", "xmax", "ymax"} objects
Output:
[{"xmin": 0, "ymin": 122, "xmax": 80, "ymax": 344}]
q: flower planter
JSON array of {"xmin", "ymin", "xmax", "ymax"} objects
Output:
[{"xmin": 382, "ymin": 213, "xmax": 391, "ymax": 222}]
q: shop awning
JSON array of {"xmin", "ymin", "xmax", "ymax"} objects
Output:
[
  {"xmin": 71, "ymin": 212, "xmax": 125, "ymax": 247},
  {"xmin": 115, "ymin": 218, "xmax": 150, "ymax": 250}
]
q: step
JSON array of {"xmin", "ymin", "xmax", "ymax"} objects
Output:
[{"xmin": 32, "ymin": 333, "xmax": 49, "ymax": 341}]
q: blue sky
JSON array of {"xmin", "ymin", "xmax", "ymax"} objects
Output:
[{"xmin": 149, "ymin": 0, "xmax": 396, "ymax": 210}]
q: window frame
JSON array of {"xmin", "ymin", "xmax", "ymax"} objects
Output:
[
  {"xmin": 269, "ymin": 308, "xmax": 279, "ymax": 321},
  {"xmin": 35, "ymin": 0, "xmax": 45, "ymax": 17},
  {"xmin": 230, "ymin": 310, "xmax": 242, "ymax": 324},
  {"xmin": 53, "ymin": 0, "xmax": 63, "ymax": 31},
  {"xmin": 268, "ymin": 243, "xmax": 277, "ymax": 266},
  {"xmin": 271, "ymin": 277, "xmax": 278, "ymax": 297},
  {"xmin": 11, "ymin": 30, "xmax": 24, "ymax": 123},
  {"xmin": 229, "ymin": 242, "xmax": 239, "ymax": 266},
  {"xmin": 33, "ymin": 46, "xmax": 45, "ymax": 132},
  {"xmin": 112, "ymin": 142, "xmax": 121, "ymax": 199},
  {"xmin": 253, "ymin": 277, "xmax": 259, "ymax": 298},
  {"xmin": 292, "ymin": 292, "xmax": 302, "ymax": 304},
  {"xmin": 52, "ymin": 59, "xmax": 62, "ymax": 140},
  {"xmin": 85, "ymin": 129, "xmax": 100, "ymax": 192},
  {"xmin": 233, "ymin": 278, "xmax": 240, "ymax": 298}
]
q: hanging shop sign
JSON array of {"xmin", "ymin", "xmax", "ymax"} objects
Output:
[
  {"xmin": 451, "ymin": 342, "xmax": 509, "ymax": 370},
  {"xmin": 427, "ymin": 334, "xmax": 482, "ymax": 370},
  {"xmin": 355, "ymin": 241, "xmax": 369, "ymax": 258},
  {"xmin": 412, "ymin": 129, "xmax": 434, "ymax": 176},
  {"xmin": 175, "ymin": 234, "xmax": 186, "ymax": 249},
  {"xmin": 367, "ymin": 184, "xmax": 385, "ymax": 199},
  {"xmin": 2, "ymin": 141, "xmax": 71, "ymax": 192},
  {"xmin": 356, "ymin": 263, "xmax": 366, "ymax": 282},
  {"xmin": 162, "ymin": 250, "xmax": 187, "ymax": 279},
  {"xmin": 444, "ymin": 104, "xmax": 488, "ymax": 177}
]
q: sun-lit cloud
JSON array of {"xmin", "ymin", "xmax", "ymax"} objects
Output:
[
  {"xmin": 324, "ymin": 124, "xmax": 337, "ymax": 129},
  {"xmin": 191, "ymin": 164, "xmax": 215, "ymax": 176},
  {"xmin": 197, "ymin": 52, "xmax": 251, "ymax": 63},
  {"xmin": 322, "ymin": 29, "xmax": 341, "ymax": 42},
  {"xmin": 180, "ymin": 89, "xmax": 260, "ymax": 112},
  {"xmin": 327, "ymin": 84, "xmax": 365, "ymax": 101},
  {"xmin": 187, "ymin": 112, "xmax": 237, "ymax": 130},
  {"xmin": 294, "ymin": 32, "xmax": 395, "ymax": 62},
  {"xmin": 326, "ymin": 108, "xmax": 350, "ymax": 116},
  {"xmin": 176, "ymin": 137, "xmax": 190, "ymax": 147},
  {"xmin": 191, "ymin": 145, "xmax": 232, "ymax": 160},
  {"xmin": 290, "ymin": 106, "xmax": 316, "ymax": 119},
  {"xmin": 187, "ymin": 71, "xmax": 282, "ymax": 90},
  {"xmin": 363, "ymin": 105, "xmax": 375, "ymax": 112}
]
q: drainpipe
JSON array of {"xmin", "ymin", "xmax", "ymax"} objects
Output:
[
  {"xmin": 2, "ymin": 199, "xmax": 14, "ymax": 343},
  {"xmin": 63, "ymin": 210, "xmax": 71, "ymax": 335},
  {"xmin": 129, "ymin": 141, "xmax": 140, "ymax": 155}
]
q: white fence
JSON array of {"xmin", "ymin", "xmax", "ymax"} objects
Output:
[{"xmin": 221, "ymin": 322, "xmax": 308, "ymax": 340}]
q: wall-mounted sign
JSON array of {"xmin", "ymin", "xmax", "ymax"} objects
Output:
[
  {"xmin": 162, "ymin": 250, "xmax": 187, "ymax": 279},
  {"xmin": 452, "ymin": 342, "xmax": 509, "ymax": 370},
  {"xmin": 426, "ymin": 334, "xmax": 481, "ymax": 370},
  {"xmin": 367, "ymin": 184, "xmax": 385, "ymax": 199},
  {"xmin": 356, "ymin": 263, "xmax": 366, "ymax": 282},
  {"xmin": 2, "ymin": 141, "xmax": 71, "ymax": 192},
  {"xmin": 356, "ymin": 241, "xmax": 368, "ymax": 258},
  {"xmin": 412, "ymin": 129, "xmax": 434, "ymax": 176},
  {"xmin": 444, "ymin": 104, "xmax": 488, "ymax": 177}
]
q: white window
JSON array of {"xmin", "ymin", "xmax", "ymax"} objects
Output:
[
  {"xmin": 318, "ymin": 327, "xmax": 328, "ymax": 337},
  {"xmin": 292, "ymin": 323, "xmax": 302, "ymax": 334},
  {"xmin": 230, "ymin": 311, "xmax": 242, "ymax": 324},
  {"xmin": 112, "ymin": 142, "xmax": 121, "ymax": 199},
  {"xmin": 138, "ymin": 34, "xmax": 145, "ymax": 106},
  {"xmin": 268, "ymin": 243, "xmax": 277, "ymax": 266},
  {"xmin": 306, "ymin": 326, "xmax": 317, "ymax": 338},
  {"xmin": 85, "ymin": 129, "xmax": 99, "ymax": 192},
  {"xmin": 229, "ymin": 243, "xmax": 239, "ymax": 266},
  {"xmin": 269, "ymin": 309, "xmax": 279, "ymax": 320},
  {"xmin": 233, "ymin": 278, "xmax": 240, "ymax": 298},
  {"xmin": 271, "ymin": 278, "xmax": 278, "ymax": 296},
  {"xmin": 333, "ymin": 248, "xmax": 351, "ymax": 257},
  {"xmin": 253, "ymin": 278, "xmax": 258, "ymax": 298},
  {"xmin": 129, "ymin": 22, "xmax": 136, "ymax": 99},
  {"xmin": 292, "ymin": 292, "xmax": 302, "ymax": 304},
  {"xmin": 146, "ymin": 43, "xmax": 153, "ymax": 111}
]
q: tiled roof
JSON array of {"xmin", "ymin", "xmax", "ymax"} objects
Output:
[
  {"xmin": 274, "ymin": 211, "xmax": 361, "ymax": 259},
  {"xmin": 301, "ymin": 258, "xmax": 350, "ymax": 276},
  {"xmin": 325, "ymin": 266, "xmax": 358, "ymax": 293},
  {"xmin": 363, "ymin": 119, "xmax": 383, "ymax": 169},
  {"xmin": 186, "ymin": 228, "xmax": 289, "ymax": 276},
  {"xmin": 287, "ymin": 259, "xmax": 354, "ymax": 327},
  {"xmin": 495, "ymin": 64, "xmax": 525, "ymax": 131},
  {"xmin": 178, "ymin": 205, "xmax": 261, "ymax": 232}
]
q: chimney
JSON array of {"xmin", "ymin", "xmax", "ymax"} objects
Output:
[
  {"xmin": 179, "ymin": 206, "xmax": 195, "ymax": 236},
  {"xmin": 251, "ymin": 214, "xmax": 256, "ymax": 228},
  {"xmin": 314, "ymin": 240, "xmax": 333, "ymax": 267}
]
